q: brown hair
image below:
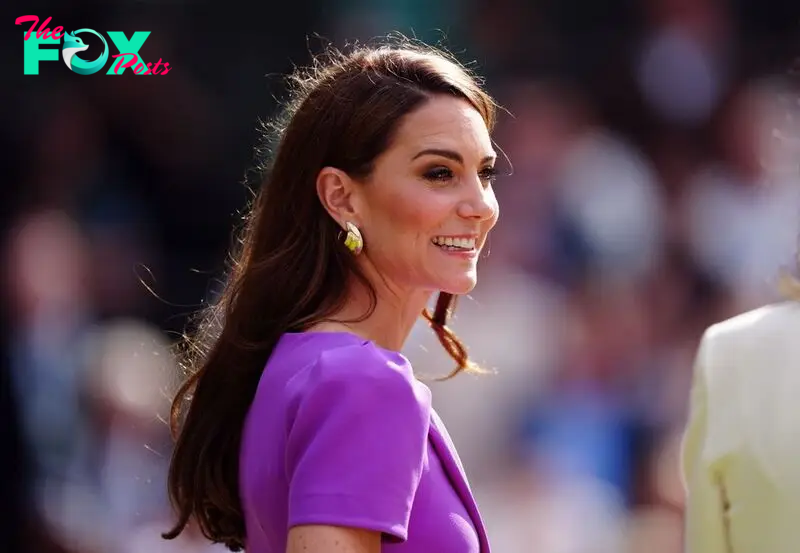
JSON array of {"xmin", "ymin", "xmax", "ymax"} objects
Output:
[{"xmin": 163, "ymin": 39, "xmax": 497, "ymax": 550}]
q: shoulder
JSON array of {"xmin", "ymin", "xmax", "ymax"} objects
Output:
[
  {"xmin": 285, "ymin": 334, "xmax": 432, "ymax": 419},
  {"xmin": 700, "ymin": 301, "xmax": 800, "ymax": 357},
  {"xmin": 683, "ymin": 305, "xmax": 795, "ymax": 467},
  {"xmin": 311, "ymin": 337, "xmax": 429, "ymax": 400},
  {"xmin": 276, "ymin": 335, "xmax": 435, "ymax": 540},
  {"xmin": 688, "ymin": 306, "xmax": 800, "ymax": 478},
  {"xmin": 694, "ymin": 301, "xmax": 800, "ymax": 401}
]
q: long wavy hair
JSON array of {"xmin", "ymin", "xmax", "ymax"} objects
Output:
[{"xmin": 162, "ymin": 40, "xmax": 498, "ymax": 551}]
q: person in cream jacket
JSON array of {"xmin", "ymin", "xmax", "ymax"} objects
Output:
[{"xmin": 682, "ymin": 299, "xmax": 800, "ymax": 553}]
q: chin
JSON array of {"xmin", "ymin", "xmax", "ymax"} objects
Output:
[{"xmin": 438, "ymin": 273, "xmax": 478, "ymax": 295}]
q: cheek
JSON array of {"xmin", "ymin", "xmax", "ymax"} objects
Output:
[{"xmin": 371, "ymin": 187, "xmax": 448, "ymax": 243}]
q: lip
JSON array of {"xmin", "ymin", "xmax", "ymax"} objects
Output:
[{"xmin": 433, "ymin": 245, "xmax": 479, "ymax": 259}]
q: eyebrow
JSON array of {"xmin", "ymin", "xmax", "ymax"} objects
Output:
[{"xmin": 412, "ymin": 148, "xmax": 496, "ymax": 166}]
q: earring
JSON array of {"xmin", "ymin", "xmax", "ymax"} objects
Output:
[{"xmin": 343, "ymin": 222, "xmax": 363, "ymax": 255}]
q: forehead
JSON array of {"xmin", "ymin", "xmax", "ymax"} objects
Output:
[{"xmin": 392, "ymin": 96, "xmax": 493, "ymax": 156}]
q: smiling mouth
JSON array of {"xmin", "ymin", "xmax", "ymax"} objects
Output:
[{"xmin": 431, "ymin": 236, "xmax": 477, "ymax": 251}]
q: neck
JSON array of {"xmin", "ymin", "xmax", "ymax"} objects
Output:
[{"xmin": 315, "ymin": 265, "xmax": 433, "ymax": 352}]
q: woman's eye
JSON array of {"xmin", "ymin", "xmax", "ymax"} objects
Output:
[
  {"xmin": 479, "ymin": 166, "xmax": 498, "ymax": 183},
  {"xmin": 423, "ymin": 167, "xmax": 454, "ymax": 181}
]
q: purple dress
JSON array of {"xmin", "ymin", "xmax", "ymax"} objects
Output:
[{"xmin": 239, "ymin": 331, "xmax": 490, "ymax": 553}]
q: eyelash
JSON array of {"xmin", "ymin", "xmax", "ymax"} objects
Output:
[{"xmin": 423, "ymin": 166, "xmax": 498, "ymax": 185}]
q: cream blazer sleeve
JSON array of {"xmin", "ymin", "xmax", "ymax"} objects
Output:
[
  {"xmin": 680, "ymin": 302, "xmax": 800, "ymax": 553},
  {"xmin": 681, "ymin": 330, "xmax": 729, "ymax": 553}
]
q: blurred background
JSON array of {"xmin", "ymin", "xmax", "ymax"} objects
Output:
[{"xmin": 5, "ymin": 0, "xmax": 800, "ymax": 551}]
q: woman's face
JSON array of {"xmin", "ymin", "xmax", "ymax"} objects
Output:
[{"xmin": 357, "ymin": 95, "xmax": 499, "ymax": 295}]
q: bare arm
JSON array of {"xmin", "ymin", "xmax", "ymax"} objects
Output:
[{"xmin": 287, "ymin": 525, "xmax": 381, "ymax": 553}]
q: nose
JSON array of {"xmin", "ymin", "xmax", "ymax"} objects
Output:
[{"xmin": 457, "ymin": 183, "xmax": 498, "ymax": 222}]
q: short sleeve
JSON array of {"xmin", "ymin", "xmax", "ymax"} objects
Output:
[{"xmin": 285, "ymin": 344, "xmax": 432, "ymax": 541}]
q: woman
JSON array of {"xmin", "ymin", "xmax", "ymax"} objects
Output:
[
  {"xmin": 162, "ymin": 41, "xmax": 500, "ymax": 553},
  {"xmin": 681, "ymin": 295, "xmax": 800, "ymax": 552}
]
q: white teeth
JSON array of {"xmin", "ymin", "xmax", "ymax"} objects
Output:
[{"xmin": 432, "ymin": 236, "xmax": 476, "ymax": 249}]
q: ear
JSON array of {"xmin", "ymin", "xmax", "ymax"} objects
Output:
[{"xmin": 316, "ymin": 166, "xmax": 362, "ymax": 228}]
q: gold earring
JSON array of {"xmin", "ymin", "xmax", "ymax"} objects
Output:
[{"xmin": 343, "ymin": 222, "xmax": 363, "ymax": 255}]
